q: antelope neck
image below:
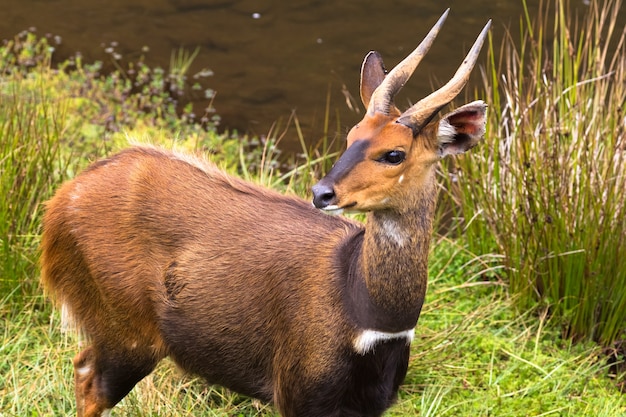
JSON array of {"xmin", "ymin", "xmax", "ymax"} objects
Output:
[{"xmin": 339, "ymin": 195, "xmax": 436, "ymax": 336}]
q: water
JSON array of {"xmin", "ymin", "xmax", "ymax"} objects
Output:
[{"xmin": 1, "ymin": 0, "xmax": 622, "ymax": 143}]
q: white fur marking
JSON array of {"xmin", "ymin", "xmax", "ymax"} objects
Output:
[
  {"xmin": 77, "ymin": 364, "xmax": 91, "ymax": 377},
  {"xmin": 318, "ymin": 204, "xmax": 344, "ymax": 215},
  {"xmin": 70, "ymin": 183, "xmax": 82, "ymax": 202},
  {"xmin": 398, "ymin": 174, "xmax": 405, "ymax": 184},
  {"xmin": 353, "ymin": 328, "xmax": 415, "ymax": 354},
  {"xmin": 101, "ymin": 409, "xmax": 112, "ymax": 417},
  {"xmin": 60, "ymin": 303, "xmax": 76, "ymax": 333},
  {"xmin": 437, "ymin": 118, "xmax": 457, "ymax": 143},
  {"xmin": 382, "ymin": 218, "xmax": 409, "ymax": 247}
]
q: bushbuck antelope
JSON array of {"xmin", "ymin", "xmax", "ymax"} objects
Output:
[{"xmin": 41, "ymin": 9, "xmax": 490, "ymax": 417}]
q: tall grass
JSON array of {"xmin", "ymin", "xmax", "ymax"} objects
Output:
[
  {"xmin": 453, "ymin": 0, "xmax": 626, "ymax": 345},
  {"xmin": 0, "ymin": 33, "xmax": 81, "ymax": 300}
]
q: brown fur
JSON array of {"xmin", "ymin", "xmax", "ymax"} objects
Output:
[{"xmin": 41, "ymin": 12, "xmax": 489, "ymax": 416}]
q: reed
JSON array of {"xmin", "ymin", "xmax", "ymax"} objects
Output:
[
  {"xmin": 0, "ymin": 33, "xmax": 79, "ymax": 300},
  {"xmin": 452, "ymin": 0, "xmax": 626, "ymax": 345}
]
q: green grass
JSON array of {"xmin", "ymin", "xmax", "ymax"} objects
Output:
[
  {"xmin": 0, "ymin": 34, "xmax": 81, "ymax": 300},
  {"xmin": 451, "ymin": 0, "xmax": 626, "ymax": 346},
  {"xmin": 396, "ymin": 237, "xmax": 624, "ymax": 416}
]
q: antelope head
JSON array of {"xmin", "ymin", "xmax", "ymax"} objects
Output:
[{"xmin": 312, "ymin": 10, "xmax": 490, "ymax": 214}]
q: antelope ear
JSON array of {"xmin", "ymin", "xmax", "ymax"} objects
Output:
[
  {"xmin": 360, "ymin": 51, "xmax": 387, "ymax": 108},
  {"xmin": 437, "ymin": 100, "xmax": 487, "ymax": 156}
]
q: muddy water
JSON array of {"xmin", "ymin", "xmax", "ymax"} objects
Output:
[{"xmin": 2, "ymin": 0, "xmax": 620, "ymax": 144}]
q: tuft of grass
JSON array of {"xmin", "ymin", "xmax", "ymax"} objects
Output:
[
  {"xmin": 391, "ymin": 237, "xmax": 625, "ymax": 416},
  {"xmin": 0, "ymin": 33, "xmax": 81, "ymax": 300},
  {"xmin": 451, "ymin": 0, "xmax": 626, "ymax": 345}
]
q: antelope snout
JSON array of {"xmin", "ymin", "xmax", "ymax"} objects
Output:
[{"xmin": 312, "ymin": 181, "xmax": 337, "ymax": 209}]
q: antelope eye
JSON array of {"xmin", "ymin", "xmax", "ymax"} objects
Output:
[{"xmin": 378, "ymin": 150, "xmax": 406, "ymax": 165}]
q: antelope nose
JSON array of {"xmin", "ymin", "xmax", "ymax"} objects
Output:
[{"xmin": 312, "ymin": 182, "xmax": 337, "ymax": 209}]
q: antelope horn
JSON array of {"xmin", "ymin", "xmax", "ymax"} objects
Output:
[
  {"xmin": 397, "ymin": 19, "xmax": 492, "ymax": 133},
  {"xmin": 366, "ymin": 9, "xmax": 450, "ymax": 116}
]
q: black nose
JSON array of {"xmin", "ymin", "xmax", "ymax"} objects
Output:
[{"xmin": 312, "ymin": 182, "xmax": 337, "ymax": 209}]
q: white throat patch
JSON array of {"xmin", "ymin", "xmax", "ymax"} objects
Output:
[
  {"xmin": 353, "ymin": 328, "xmax": 415, "ymax": 354},
  {"xmin": 381, "ymin": 218, "xmax": 409, "ymax": 247}
]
